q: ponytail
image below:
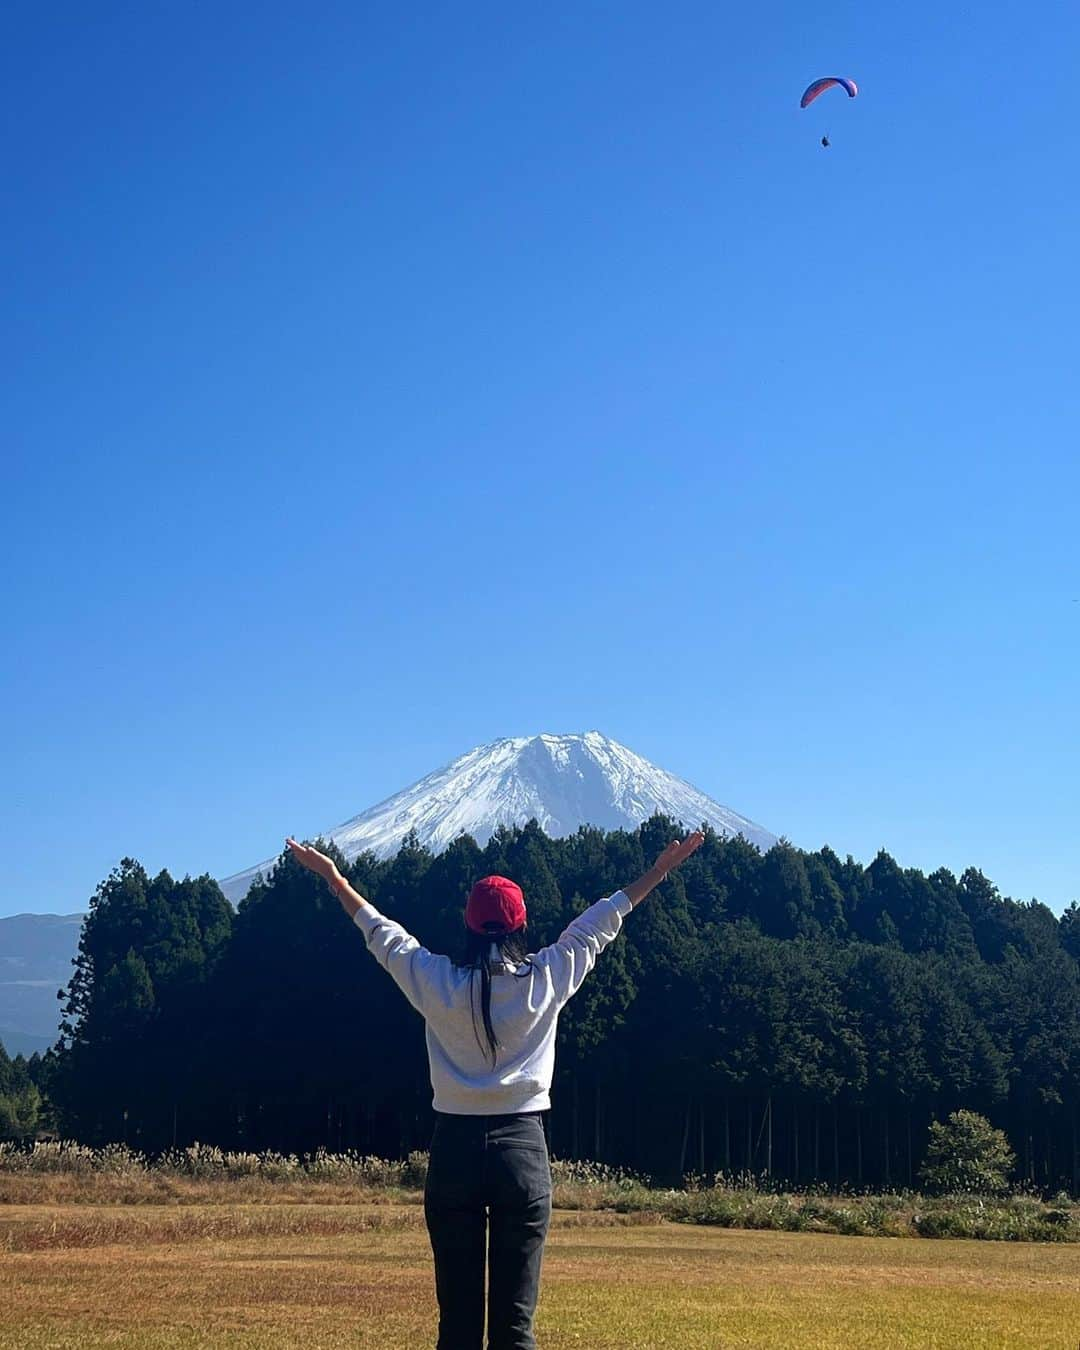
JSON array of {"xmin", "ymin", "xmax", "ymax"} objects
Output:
[{"xmin": 455, "ymin": 926, "xmax": 530, "ymax": 1066}]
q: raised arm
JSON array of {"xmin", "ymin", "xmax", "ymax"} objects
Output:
[
  {"xmin": 534, "ymin": 830, "xmax": 705, "ymax": 1008},
  {"xmin": 622, "ymin": 831, "xmax": 705, "ymax": 908},
  {"xmin": 285, "ymin": 837, "xmax": 372, "ymax": 920},
  {"xmin": 284, "ymin": 837, "xmax": 450, "ymax": 1015}
]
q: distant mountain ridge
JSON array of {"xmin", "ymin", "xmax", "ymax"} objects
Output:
[
  {"xmin": 0, "ymin": 913, "xmax": 83, "ymax": 1056},
  {"xmin": 219, "ymin": 731, "xmax": 776, "ymax": 903}
]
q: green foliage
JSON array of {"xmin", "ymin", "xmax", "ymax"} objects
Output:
[
  {"xmin": 918, "ymin": 1110, "xmax": 1016, "ymax": 1196},
  {"xmin": 39, "ymin": 817, "xmax": 1080, "ymax": 1196},
  {"xmin": 50, "ymin": 857, "xmax": 233, "ymax": 1143},
  {"xmin": 1060, "ymin": 902, "xmax": 1080, "ymax": 963},
  {"xmin": 0, "ymin": 1042, "xmax": 41, "ymax": 1139}
]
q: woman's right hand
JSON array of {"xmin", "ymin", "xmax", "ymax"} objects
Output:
[
  {"xmin": 650, "ymin": 830, "xmax": 705, "ymax": 880},
  {"xmin": 624, "ymin": 831, "xmax": 705, "ymax": 908}
]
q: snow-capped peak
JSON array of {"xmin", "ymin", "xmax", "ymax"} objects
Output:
[{"xmin": 217, "ymin": 731, "xmax": 776, "ymax": 903}]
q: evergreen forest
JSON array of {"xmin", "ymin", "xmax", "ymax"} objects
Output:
[{"xmin": 10, "ymin": 818, "xmax": 1080, "ymax": 1193}]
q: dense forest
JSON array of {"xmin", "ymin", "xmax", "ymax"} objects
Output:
[{"xmin": 10, "ymin": 818, "xmax": 1080, "ymax": 1192}]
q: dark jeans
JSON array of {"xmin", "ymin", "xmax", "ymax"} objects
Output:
[{"xmin": 424, "ymin": 1110, "xmax": 553, "ymax": 1350}]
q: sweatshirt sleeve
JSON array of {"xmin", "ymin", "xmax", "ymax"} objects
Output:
[
  {"xmin": 532, "ymin": 890, "xmax": 633, "ymax": 1010},
  {"xmin": 352, "ymin": 904, "xmax": 451, "ymax": 1018}
]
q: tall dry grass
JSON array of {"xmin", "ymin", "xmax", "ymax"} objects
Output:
[{"xmin": 2, "ymin": 1141, "xmax": 1077, "ymax": 1241}]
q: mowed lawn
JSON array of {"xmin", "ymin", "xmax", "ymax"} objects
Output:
[{"xmin": 1, "ymin": 1204, "xmax": 1078, "ymax": 1349}]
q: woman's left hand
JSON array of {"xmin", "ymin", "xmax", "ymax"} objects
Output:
[{"xmin": 285, "ymin": 837, "xmax": 341, "ymax": 885}]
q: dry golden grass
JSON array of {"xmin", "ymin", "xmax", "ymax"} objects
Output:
[
  {"xmin": 0, "ymin": 1172, "xmax": 419, "ymax": 1208},
  {"xmin": 0, "ymin": 1201, "xmax": 1077, "ymax": 1349}
]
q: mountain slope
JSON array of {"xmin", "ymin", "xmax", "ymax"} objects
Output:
[
  {"xmin": 0, "ymin": 912, "xmax": 84, "ymax": 1055},
  {"xmin": 218, "ymin": 731, "xmax": 775, "ymax": 903}
]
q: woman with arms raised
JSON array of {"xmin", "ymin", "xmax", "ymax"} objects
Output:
[{"xmin": 286, "ymin": 828, "xmax": 704, "ymax": 1350}]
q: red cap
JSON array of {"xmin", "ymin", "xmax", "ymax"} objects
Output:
[{"xmin": 465, "ymin": 875, "xmax": 527, "ymax": 934}]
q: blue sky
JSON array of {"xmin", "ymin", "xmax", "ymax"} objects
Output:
[{"xmin": 4, "ymin": 2, "xmax": 1078, "ymax": 919}]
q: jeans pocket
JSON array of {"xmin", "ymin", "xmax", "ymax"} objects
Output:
[{"xmin": 491, "ymin": 1144, "xmax": 552, "ymax": 1205}]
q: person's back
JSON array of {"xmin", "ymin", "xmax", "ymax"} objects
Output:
[
  {"xmin": 358, "ymin": 887, "xmax": 633, "ymax": 1117},
  {"xmin": 286, "ymin": 831, "xmax": 704, "ymax": 1350}
]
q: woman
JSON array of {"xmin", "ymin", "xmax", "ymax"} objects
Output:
[{"xmin": 286, "ymin": 828, "xmax": 704, "ymax": 1349}]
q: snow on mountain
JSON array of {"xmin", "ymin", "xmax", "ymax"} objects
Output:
[{"xmin": 217, "ymin": 731, "xmax": 777, "ymax": 904}]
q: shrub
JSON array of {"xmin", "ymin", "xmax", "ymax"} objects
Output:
[
  {"xmin": 401, "ymin": 1150, "xmax": 429, "ymax": 1188},
  {"xmin": 0, "ymin": 1141, "xmax": 102, "ymax": 1174},
  {"xmin": 303, "ymin": 1148, "xmax": 404, "ymax": 1185},
  {"xmin": 158, "ymin": 1143, "xmax": 228, "ymax": 1179},
  {"xmin": 550, "ymin": 1159, "xmax": 649, "ymax": 1189},
  {"xmin": 253, "ymin": 1151, "xmax": 302, "ymax": 1182},
  {"xmin": 911, "ymin": 1194, "xmax": 1079, "ymax": 1241},
  {"xmin": 89, "ymin": 1143, "xmax": 146, "ymax": 1177},
  {"xmin": 918, "ymin": 1110, "xmax": 1015, "ymax": 1196}
]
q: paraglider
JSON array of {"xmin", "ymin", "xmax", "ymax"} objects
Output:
[
  {"xmin": 800, "ymin": 77, "xmax": 858, "ymax": 108},
  {"xmin": 800, "ymin": 76, "xmax": 857, "ymax": 147}
]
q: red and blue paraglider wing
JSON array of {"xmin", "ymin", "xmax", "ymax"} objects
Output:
[{"xmin": 800, "ymin": 77, "xmax": 858, "ymax": 109}]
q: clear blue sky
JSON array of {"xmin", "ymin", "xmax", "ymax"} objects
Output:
[{"xmin": 4, "ymin": 2, "xmax": 1078, "ymax": 919}]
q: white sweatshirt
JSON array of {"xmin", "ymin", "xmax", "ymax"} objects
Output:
[{"xmin": 352, "ymin": 891, "xmax": 633, "ymax": 1114}]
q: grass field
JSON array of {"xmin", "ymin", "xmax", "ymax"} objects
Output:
[{"xmin": 1, "ymin": 1202, "xmax": 1078, "ymax": 1349}]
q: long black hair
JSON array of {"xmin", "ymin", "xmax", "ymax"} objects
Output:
[{"xmin": 454, "ymin": 924, "xmax": 531, "ymax": 1065}]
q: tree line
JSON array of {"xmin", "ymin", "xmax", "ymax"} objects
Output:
[{"xmin": 10, "ymin": 818, "xmax": 1080, "ymax": 1192}]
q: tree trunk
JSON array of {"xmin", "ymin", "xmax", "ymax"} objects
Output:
[
  {"xmin": 906, "ymin": 1109, "xmax": 912, "ymax": 1189},
  {"xmin": 754, "ymin": 1097, "xmax": 769, "ymax": 1172},
  {"xmin": 856, "ymin": 1106, "xmax": 863, "ymax": 1186},
  {"xmin": 833, "ymin": 1102, "xmax": 839, "ymax": 1187},
  {"xmin": 723, "ymin": 1097, "xmax": 730, "ymax": 1174},
  {"xmin": 814, "ymin": 1103, "xmax": 820, "ymax": 1181},
  {"xmin": 698, "ymin": 1100, "xmax": 705, "ymax": 1175},
  {"xmin": 746, "ymin": 1097, "xmax": 753, "ymax": 1171},
  {"xmin": 793, "ymin": 1102, "xmax": 799, "ymax": 1184},
  {"xmin": 883, "ymin": 1107, "xmax": 890, "ymax": 1187},
  {"xmin": 594, "ymin": 1082, "xmax": 602, "ymax": 1161},
  {"xmin": 766, "ymin": 1095, "xmax": 773, "ymax": 1177},
  {"xmin": 679, "ymin": 1095, "xmax": 692, "ymax": 1178}
]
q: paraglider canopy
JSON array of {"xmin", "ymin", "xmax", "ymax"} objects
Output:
[{"xmin": 800, "ymin": 77, "xmax": 858, "ymax": 108}]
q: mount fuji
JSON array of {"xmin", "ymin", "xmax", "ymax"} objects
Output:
[{"xmin": 217, "ymin": 732, "xmax": 776, "ymax": 904}]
